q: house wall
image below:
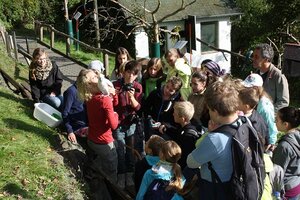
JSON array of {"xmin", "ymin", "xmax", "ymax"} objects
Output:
[
  {"xmin": 135, "ymin": 29, "xmax": 149, "ymax": 58},
  {"xmin": 134, "ymin": 18, "xmax": 232, "ymax": 73},
  {"xmin": 195, "ymin": 18, "xmax": 232, "ymax": 73}
]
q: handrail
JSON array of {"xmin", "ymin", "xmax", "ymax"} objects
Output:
[
  {"xmin": 34, "ymin": 20, "xmax": 115, "ymax": 76},
  {"xmin": 35, "ymin": 20, "xmax": 115, "ymax": 56}
]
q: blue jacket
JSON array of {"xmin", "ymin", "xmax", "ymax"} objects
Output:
[
  {"xmin": 62, "ymin": 84, "xmax": 88, "ymax": 134},
  {"xmin": 136, "ymin": 160, "xmax": 185, "ymax": 200},
  {"xmin": 257, "ymin": 96, "xmax": 278, "ymax": 144}
]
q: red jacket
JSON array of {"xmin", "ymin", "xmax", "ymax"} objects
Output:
[
  {"xmin": 113, "ymin": 80, "xmax": 143, "ymax": 125},
  {"xmin": 87, "ymin": 93, "xmax": 118, "ymax": 144}
]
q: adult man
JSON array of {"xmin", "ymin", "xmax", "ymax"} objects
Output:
[{"xmin": 252, "ymin": 43, "xmax": 289, "ymax": 112}]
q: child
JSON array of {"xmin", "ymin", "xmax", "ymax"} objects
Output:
[
  {"xmin": 165, "ymin": 101, "xmax": 201, "ymax": 169},
  {"xmin": 242, "ymin": 73, "xmax": 278, "ymax": 151},
  {"xmin": 143, "ymin": 76, "xmax": 182, "ymax": 141},
  {"xmin": 77, "ymin": 69, "xmax": 119, "ymax": 184},
  {"xmin": 136, "ymin": 140, "xmax": 185, "ymax": 200},
  {"xmin": 142, "ymin": 58, "xmax": 166, "ymax": 99},
  {"xmin": 113, "ymin": 60, "xmax": 143, "ymax": 188},
  {"xmin": 187, "ymin": 80, "xmax": 239, "ymax": 200},
  {"xmin": 134, "ymin": 135, "xmax": 165, "ymax": 193},
  {"xmin": 62, "ymin": 70, "xmax": 88, "ymax": 144},
  {"xmin": 165, "ymin": 48, "xmax": 191, "ymax": 100},
  {"xmin": 111, "ymin": 47, "xmax": 132, "ymax": 80},
  {"xmin": 238, "ymin": 86, "xmax": 269, "ymax": 147},
  {"xmin": 273, "ymin": 106, "xmax": 300, "ymax": 200},
  {"xmin": 188, "ymin": 71, "xmax": 207, "ymax": 129}
]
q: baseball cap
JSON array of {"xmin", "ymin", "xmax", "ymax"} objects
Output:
[
  {"xmin": 89, "ymin": 60, "xmax": 104, "ymax": 73},
  {"xmin": 243, "ymin": 73, "xmax": 263, "ymax": 87}
]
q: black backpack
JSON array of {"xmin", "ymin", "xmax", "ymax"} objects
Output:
[
  {"xmin": 143, "ymin": 179, "xmax": 176, "ymax": 200},
  {"xmin": 209, "ymin": 116, "xmax": 265, "ymax": 200}
]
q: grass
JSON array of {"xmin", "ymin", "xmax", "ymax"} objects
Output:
[{"xmin": 0, "ymin": 45, "xmax": 85, "ymax": 199}]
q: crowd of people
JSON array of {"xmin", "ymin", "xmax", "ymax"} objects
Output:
[{"xmin": 29, "ymin": 43, "xmax": 299, "ymax": 200}]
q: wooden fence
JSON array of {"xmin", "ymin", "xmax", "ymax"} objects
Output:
[{"xmin": 34, "ymin": 21, "xmax": 116, "ymax": 76}]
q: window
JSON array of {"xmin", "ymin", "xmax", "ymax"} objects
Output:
[{"xmin": 201, "ymin": 22, "xmax": 218, "ymax": 52}]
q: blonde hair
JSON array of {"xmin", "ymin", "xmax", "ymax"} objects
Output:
[
  {"xmin": 76, "ymin": 69, "xmax": 95, "ymax": 102},
  {"xmin": 160, "ymin": 141, "xmax": 183, "ymax": 192},
  {"xmin": 173, "ymin": 101, "xmax": 194, "ymax": 121}
]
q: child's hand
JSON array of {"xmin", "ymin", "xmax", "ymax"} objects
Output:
[{"xmin": 158, "ymin": 124, "xmax": 166, "ymax": 134}]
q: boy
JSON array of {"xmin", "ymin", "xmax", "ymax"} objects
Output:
[
  {"xmin": 238, "ymin": 87, "xmax": 269, "ymax": 147},
  {"xmin": 186, "ymin": 80, "xmax": 239, "ymax": 200},
  {"xmin": 134, "ymin": 135, "xmax": 165, "ymax": 193},
  {"xmin": 170, "ymin": 101, "xmax": 201, "ymax": 169},
  {"xmin": 113, "ymin": 60, "xmax": 143, "ymax": 188}
]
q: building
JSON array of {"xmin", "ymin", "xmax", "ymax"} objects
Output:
[{"xmin": 119, "ymin": 0, "xmax": 241, "ymax": 72}]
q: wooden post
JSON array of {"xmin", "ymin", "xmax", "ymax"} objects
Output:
[
  {"xmin": 103, "ymin": 53, "xmax": 109, "ymax": 77},
  {"xmin": 40, "ymin": 26, "xmax": 44, "ymax": 41},
  {"xmin": 25, "ymin": 37, "xmax": 30, "ymax": 54},
  {"xmin": 5, "ymin": 32, "xmax": 11, "ymax": 57},
  {"xmin": 50, "ymin": 27, "xmax": 55, "ymax": 49},
  {"xmin": 94, "ymin": 0, "xmax": 100, "ymax": 48},
  {"xmin": 12, "ymin": 31, "xmax": 18, "ymax": 61},
  {"xmin": 66, "ymin": 37, "xmax": 71, "ymax": 56}
]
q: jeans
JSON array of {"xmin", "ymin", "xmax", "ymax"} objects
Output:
[
  {"xmin": 113, "ymin": 123, "xmax": 136, "ymax": 174},
  {"xmin": 42, "ymin": 94, "xmax": 63, "ymax": 111}
]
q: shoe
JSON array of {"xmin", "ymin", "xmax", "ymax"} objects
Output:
[
  {"xmin": 125, "ymin": 172, "xmax": 134, "ymax": 186},
  {"xmin": 117, "ymin": 173, "xmax": 125, "ymax": 189}
]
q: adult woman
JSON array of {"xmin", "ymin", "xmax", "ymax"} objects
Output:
[
  {"xmin": 77, "ymin": 69, "xmax": 119, "ymax": 183},
  {"xmin": 29, "ymin": 48, "xmax": 63, "ymax": 110}
]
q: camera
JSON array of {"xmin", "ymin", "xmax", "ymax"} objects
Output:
[{"xmin": 122, "ymin": 83, "xmax": 140, "ymax": 92}]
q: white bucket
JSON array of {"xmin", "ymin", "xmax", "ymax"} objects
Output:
[{"xmin": 33, "ymin": 103, "xmax": 62, "ymax": 128}]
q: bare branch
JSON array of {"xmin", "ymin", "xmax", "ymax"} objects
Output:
[
  {"xmin": 158, "ymin": 0, "xmax": 196, "ymax": 23},
  {"xmin": 279, "ymin": 32, "xmax": 300, "ymax": 44},
  {"xmin": 109, "ymin": 0, "xmax": 151, "ymax": 27},
  {"xmin": 196, "ymin": 38, "xmax": 246, "ymax": 59}
]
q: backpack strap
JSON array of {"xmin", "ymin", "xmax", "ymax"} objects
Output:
[
  {"xmin": 208, "ymin": 161, "xmax": 222, "ymax": 184},
  {"xmin": 281, "ymin": 137, "xmax": 300, "ymax": 157}
]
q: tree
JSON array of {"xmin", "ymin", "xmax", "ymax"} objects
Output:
[{"xmin": 83, "ymin": 0, "xmax": 196, "ymax": 57}]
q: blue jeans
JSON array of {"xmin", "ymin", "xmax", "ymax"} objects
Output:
[
  {"xmin": 42, "ymin": 94, "xmax": 63, "ymax": 111},
  {"xmin": 113, "ymin": 123, "xmax": 136, "ymax": 173}
]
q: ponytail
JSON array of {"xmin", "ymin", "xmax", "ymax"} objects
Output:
[{"xmin": 167, "ymin": 163, "xmax": 183, "ymax": 192}]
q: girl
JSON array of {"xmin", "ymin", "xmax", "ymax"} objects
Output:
[
  {"xmin": 188, "ymin": 71, "xmax": 208, "ymax": 129},
  {"xmin": 29, "ymin": 48, "xmax": 63, "ymax": 110},
  {"xmin": 142, "ymin": 57, "xmax": 166, "ymax": 99},
  {"xmin": 111, "ymin": 47, "xmax": 132, "ymax": 80},
  {"xmin": 136, "ymin": 140, "xmax": 185, "ymax": 200},
  {"xmin": 242, "ymin": 73, "xmax": 278, "ymax": 150},
  {"xmin": 77, "ymin": 69, "xmax": 119, "ymax": 184},
  {"xmin": 273, "ymin": 106, "xmax": 300, "ymax": 200},
  {"xmin": 164, "ymin": 48, "xmax": 191, "ymax": 100}
]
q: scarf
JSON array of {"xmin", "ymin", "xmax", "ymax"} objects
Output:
[{"xmin": 34, "ymin": 60, "xmax": 53, "ymax": 81}]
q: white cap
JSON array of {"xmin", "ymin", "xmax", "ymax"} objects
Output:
[
  {"xmin": 243, "ymin": 73, "xmax": 263, "ymax": 87},
  {"xmin": 89, "ymin": 60, "xmax": 104, "ymax": 73}
]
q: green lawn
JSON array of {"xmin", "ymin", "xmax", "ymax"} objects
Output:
[{"xmin": 0, "ymin": 44, "xmax": 85, "ymax": 199}]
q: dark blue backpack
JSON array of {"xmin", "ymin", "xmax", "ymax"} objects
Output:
[
  {"xmin": 209, "ymin": 116, "xmax": 265, "ymax": 200},
  {"xmin": 143, "ymin": 179, "xmax": 176, "ymax": 200}
]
